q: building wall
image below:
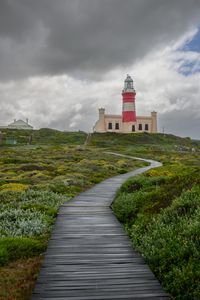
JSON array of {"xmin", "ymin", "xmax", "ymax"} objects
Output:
[
  {"xmin": 93, "ymin": 109, "xmax": 157, "ymax": 133},
  {"xmin": 93, "ymin": 108, "xmax": 106, "ymax": 132},
  {"xmin": 104, "ymin": 115, "xmax": 122, "ymax": 132},
  {"xmin": 136, "ymin": 116, "xmax": 152, "ymax": 132},
  {"xmin": 151, "ymin": 111, "xmax": 157, "ymax": 133},
  {"xmin": 7, "ymin": 125, "xmax": 33, "ymax": 130}
]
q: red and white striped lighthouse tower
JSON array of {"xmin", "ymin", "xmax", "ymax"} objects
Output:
[{"xmin": 122, "ymin": 74, "xmax": 136, "ymax": 123}]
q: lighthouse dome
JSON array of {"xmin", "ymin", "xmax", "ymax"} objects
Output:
[
  {"xmin": 125, "ymin": 74, "xmax": 133, "ymax": 82},
  {"xmin": 123, "ymin": 74, "xmax": 134, "ymax": 91}
]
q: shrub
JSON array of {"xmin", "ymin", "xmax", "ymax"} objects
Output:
[
  {"xmin": 49, "ymin": 180, "xmax": 69, "ymax": 194},
  {"xmin": 113, "ymin": 166, "xmax": 200, "ymax": 222},
  {"xmin": 145, "ymin": 169, "xmax": 174, "ymax": 177},
  {"xmin": 118, "ymin": 176, "xmax": 167, "ymax": 194},
  {"xmin": 0, "ymin": 247, "xmax": 9, "ymax": 266},
  {"xmin": 112, "ymin": 191, "xmax": 145, "ymax": 223},
  {"xmin": 112, "ymin": 164, "xmax": 200, "ymax": 300},
  {"xmin": 19, "ymin": 164, "xmax": 46, "ymax": 171},
  {"xmin": 1, "ymin": 158, "xmax": 28, "ymax": 164},
  {"xmin": 131, "ymin": 186, "xmax": 200, "ymax": 299},
  {"xmin": 0, "ymin": 237, "xmax": 46, "ymax": 267},
  {"xmin": 20, "ymin": 189, "xmax": 68, "ymax": 209},
  {"xmin": 0, "ymin": 190, "xmax": 22, "ymax": 205},
  {"xmin": 0, "ymin": 208, "xmax": 49, "ymax": 237}
]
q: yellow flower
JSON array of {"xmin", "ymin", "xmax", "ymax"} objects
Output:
[
  {"xmin": 145, "ymin": 169, "xmax": 174, "ymax": 177},
  {"xmin": 0, "ymin": 183, "xmax": 29, "ymax": 192}
]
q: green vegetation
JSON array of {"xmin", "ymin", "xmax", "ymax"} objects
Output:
[
  {"xmin": 0, "ymin": 144, "xmax": 143, "ymax": 196},
  {"xmin": 0, "ymin": 238, "xmax": 46, "ymax": 267},
  {"xmin": 0, "ymin": 129, "xmax": 200, "ymax": 299},
  {"xmin": 112, "ymin": 159, "xmax": 200, "ymax": 299},
  {"xmin": 0, "ymin": 130, "xmax": 145, "ymax": 300},
  {"xmin": 90, "ymin": 132, "xmax": 200, "ymax": 150},
  {"xmin": 0, "ymin": 128, "xmax": 87, "ymax": 145}
]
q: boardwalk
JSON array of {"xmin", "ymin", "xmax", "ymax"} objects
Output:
[{"xmin": 32, "ymin": 155, "xmax": 169, "ymax": 300}]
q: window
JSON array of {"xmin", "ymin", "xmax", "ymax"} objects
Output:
[
  {"xmin": 115, "ymin": 123, "xmax": 119, "ymax": 130},
  {"xmin": 145, "ymin": 124, "xmax": 149, "ymax": 131},
  {"xmin": 132, "ymin": 125, "xmax": 135, "ymax": 132},
  {"xmin": 138, "ymin": 124, "xmax": 142, "ymax": 130},
  {"xmin": 108, "ymin": 122, "xmax": 112, "ymax": 130}
]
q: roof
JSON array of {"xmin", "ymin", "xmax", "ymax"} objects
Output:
[
  {"xmin": 7, "ymin": 119, "xmax": 33, "ymax": 129},
  {"xmin": 125, "ymin": 74, "xmax": 133, "ymax": 82}
]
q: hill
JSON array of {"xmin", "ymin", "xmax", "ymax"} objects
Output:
[
  {"xmin": 1, "ymin": 128, "xmax": 199, "ymax": 150},
  {"xmin": 0, "ymin": 128, "xmax": 87, "ymax": 145},
  {"xmin": 90, "ymin": 132, "xmax": 200, "ymax": 149}
]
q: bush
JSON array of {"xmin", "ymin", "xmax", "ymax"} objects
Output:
[
  {"xmin": 113, "ymin": 164, "xmax": 200, "ymax": 300},
  {"xmin": 131, "ymin": 186, "xmax": 200, "ymax": 299},
  {"xmin": 0, "ymin": 237, "xmax": 46, "ymax": 267},
  {"xmin": 0, "ymin": 247, "xmax": 9, "ymax": 266},
  {"xmin": 113, "ymin": 166, "xmax": 200, "ymax": 224},
  {"xmin": 0, "ymin": 208, "xmax": 50, "ymax": 237},
  {"xmin": 118, "ymin": 175, "xmax": 167, "ymax": 194},
  {"xmin": 112, "ymin": 191, "xmax": 146, "ymax": 223},
  {"xmin": 0, "ymin": 190, "xmax": 22, "ymax": 205},
  {"xmin": 20, "ymin": 203, "xmax": 57, "ymax": 219},
  {"xmin": 20, "ymin": 189, "xmax": 68, "ymax": 209},
  {"xmin": 49, "ymin": 180, "xmax": 69, "ymax": 194}
]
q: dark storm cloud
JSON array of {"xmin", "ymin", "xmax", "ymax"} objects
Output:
[{"xmin": 0, "ymin": 0, "xmax": 200, "ymax": 80}]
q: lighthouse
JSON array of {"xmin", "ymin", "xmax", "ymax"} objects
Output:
[
  {"xmin": 122, "ymin": 75, "xmax": 136, "ymax": 132},
  {"xmin": 93, "ymin": 74, "xmax": 157, "ymax": 133}
]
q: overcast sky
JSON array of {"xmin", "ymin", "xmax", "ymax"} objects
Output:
[{"xmin": 0, "ymin": 0, "xmax": 200, "ymax": 139}]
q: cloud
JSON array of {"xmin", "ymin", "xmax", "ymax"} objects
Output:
[
  {"xmin": 0, "ymin": 0, "xmax": 200, "ymax": 80},
  {"xmin": 160, "ymin": 110, "xmax": 200, "ymax": 139},
  {"xmin": 131, "ymin": 42, "xmax": 200, "ymax": 139},
  {"xmin": 0, "ymin": 38, "xmax": 200, "ymax": 139},
  {"xmin": 0, "ymin": 1, "xmax": 200, "ymax": 139},
  {"xmin": 0, "ymin": 75, "xmax": 115, "ymax": 131}
]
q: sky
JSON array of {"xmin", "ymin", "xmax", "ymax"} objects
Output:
[{"xmin": 0, "ymin": 0, "xmax": 200, "ymax": 139}]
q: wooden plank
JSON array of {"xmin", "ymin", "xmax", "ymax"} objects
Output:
[{"xmin": 32, "ymin": 156, "xmax": 169, "ymax": 299}]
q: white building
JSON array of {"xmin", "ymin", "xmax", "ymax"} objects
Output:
[{"xmin": 0, "ymin": 119, "xmax": 33, "ymax": 130}]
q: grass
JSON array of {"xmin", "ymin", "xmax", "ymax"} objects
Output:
[
  {"xmin": 0, "ymin": 145, "xmax": 143, "ymax": 196},
  {"xmin": 112, "ymin": 160, "xmax": 200, "ymax": 299},
  {"xmin": 0, "ymin": 128, "xmax": 87, "ymax": 145},
  {"xmin": 0, "ymin": 238, "xmax": 46, "ymax": 267},
  {"xmin": 137, "ymin": 185, "xmax": 200, "ymax": 299},
  {"xmin": 97, "ymin": 132, "xmax": 200, "ymax": 299},
  {"xmin": 0, "ymin": 129, "xmax": 200, "ymax": 299},
  {"xmin": 0, "ymin": 130, "xmax": 145, "ymax": 299},
  {"xmin": 0, "ymin": 257, "xmax": 43, "ymax": 300},
  {"xmin": 90, "ymin": 132, "xmax": 200, "ymax": 149}
]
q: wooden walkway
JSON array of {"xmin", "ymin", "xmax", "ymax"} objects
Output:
[{"xmin": 32, "ymin": 154, "xmax": 169, "ymax": 300}]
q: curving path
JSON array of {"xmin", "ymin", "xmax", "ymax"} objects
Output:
[{"xmin": 32, "ymin": 153, "xmax": 169, "ymax": 300}]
